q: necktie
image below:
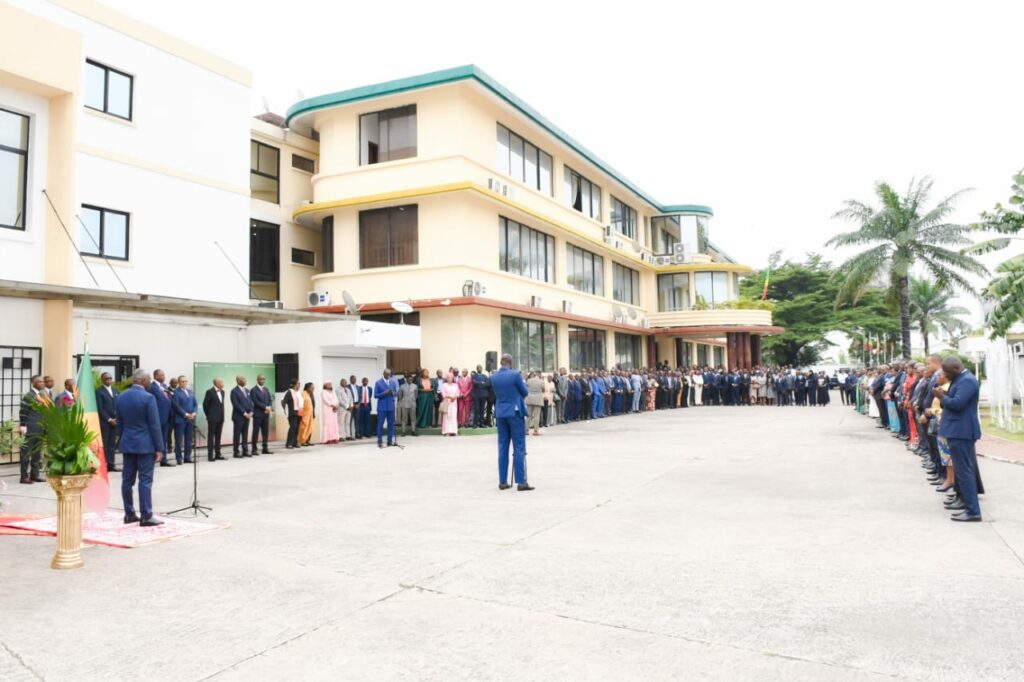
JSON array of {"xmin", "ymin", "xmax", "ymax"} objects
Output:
[{"xmin": 362, "ymin": 388, "xmax": 369, "ymax": 406}]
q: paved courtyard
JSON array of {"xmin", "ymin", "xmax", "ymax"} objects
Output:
[{"xmin": 2, "ymin": 401, "xmax": 1024, "ymax": 681}]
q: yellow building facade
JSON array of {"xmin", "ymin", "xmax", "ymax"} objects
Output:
[{"xmin": 284, "ymin": 66, "xmax": 780, "ymax": 373}]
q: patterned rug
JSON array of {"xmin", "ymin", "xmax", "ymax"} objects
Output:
[
  {"xmin": 0, "ymin": 511, "xmax": 229, "ymax": 548},
  {"xmin": 0, "ymin": 515, "xmax": 50, "ymax": 536}
]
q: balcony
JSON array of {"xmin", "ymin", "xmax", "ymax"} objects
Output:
[{"xmin": 647, "ymin": 308, "xmax": 774, "ymax": 330}]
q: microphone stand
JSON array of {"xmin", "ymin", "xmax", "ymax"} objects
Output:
[{"xmin": 167, "ymin": 421, "xmax": 212, "ymax": 517}]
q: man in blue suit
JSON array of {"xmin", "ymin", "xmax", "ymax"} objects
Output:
[
  {"xmin": 95, "ymin": 372, "xmax": 120, "ymax": 472},
  {"xmin": 374, "ymin": 369, "xmax": 398, "ymax": 448},
  {"xmin": 148, "ymin": 369, "xmax": 174, "ymax": 467},
  {"xmin": 471, "ymin": 365, "xmax": 492, "ymax": 428},
  {"xmin": 250, "ymin": 374, "xmax": 274, "ymax": 455},
  {"xmin": 590, "ymin": 374, "xmax": 604, "ymax": 419},
  {"xmin": 935, "ymin": 357, "xmax": 984, "ymax": 522},
  {"xmin": 172, "ymin": 376, "xmax": 197, "ymax": 464},
  {"xmin": 230, "ymin": 375, "xmax": 254, "ymax": 457},
  {"xmin": 492, "ymin": 353, "xmax": 533, "ymax": 491},
  {"xmin": 355, "ymin": 377, "xmax": 373, "ymax": 440},
  {"xmin": 117, "ymin": 369, "xmax": 164, "ymax": 526}
]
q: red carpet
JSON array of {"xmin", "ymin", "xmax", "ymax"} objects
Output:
[
  {"xmin": 0, "ymin": 515, "xmax": 50, "ymax": 536},
  {"xmin": 0, "ymin": 511, "xmax": 229, "ymax": 547}
]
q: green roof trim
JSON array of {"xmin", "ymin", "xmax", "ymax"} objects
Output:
[{"xmin": 286, "ymin": 65, "xmax": 713, "ymax": 217}]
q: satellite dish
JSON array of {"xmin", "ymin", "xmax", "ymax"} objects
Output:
[
  {"xmin": 612, "ymin": 304, "xmax": 625, "ymax": 321},
  {"xmin": 628, "ymin": 307, "xmax": 638, "ymax": 320},
  {"xmin": 391, "ymin": 300, "xmax": 413, "ymax": 325},
  {"xmin": 342, "ymin": 290, "xmax": 358, "ymax": 315},
  {"xmin": 473, "ymin": 281, "xmax": 482, "ymax": 296},
  {"xmin": 631, "ymin": 240, "xmax": 643, "ymax": 253}
]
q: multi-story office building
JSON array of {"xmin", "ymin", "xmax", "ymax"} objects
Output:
[
  {"xmin": 281, "ymin": 66, "xmax": 780, "ymax": 372},
  {"xmin": 0, "ymin": 0, "xmax": 416, "ymax": 432}
]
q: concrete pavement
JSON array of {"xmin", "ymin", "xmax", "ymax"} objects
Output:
[{"xmin": 2, "ymin": 401, "xmax": 1024, "ymax": 681}]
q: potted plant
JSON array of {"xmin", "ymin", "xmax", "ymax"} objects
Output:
[{"xmin": 34, "ymin": 401, "xmax": 98, "ymax": 569}]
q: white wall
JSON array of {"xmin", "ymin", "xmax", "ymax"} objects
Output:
[
  {"xmin": 0, "ymin": 298, "xmax": 45, "ymax": 348},
  {"xmin": 0, "ymin": 84, "xmax": 49, "ymax": 284}
]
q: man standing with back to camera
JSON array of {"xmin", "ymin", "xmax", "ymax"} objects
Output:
[
  {"xmin": 491, "ymin": 353, "xmax": 533, "ymax": 492},
  {"xmin": 117, "ymin": 369, "xmax": 164, "ymax": 526}
]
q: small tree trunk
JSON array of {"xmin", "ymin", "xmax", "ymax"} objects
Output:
[
  {"xmin": 923, "ymin": 330, "xmax": 929, "ymax": 357},
  {"xmin": 898, "ymin": 276, "xmax": 912, "ymax": 359}
]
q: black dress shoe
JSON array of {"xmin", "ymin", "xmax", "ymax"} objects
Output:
[
  {"xmin": 387, "ymin": 442, "xmax": 396, "ymax": 447},
  {"xmin": 108, "ymin": 466, "xmax": 121, "ymax": 472},
  {"xmin": 253, "ymin": 451, "xmax": 260, "ymax": 456},
  {"xmin": 183, "ymin": 458, "xmax": 193, "ymax": 464},
  {"xmin": 215, "ymin": 455, "xmax": 226, "ymax": 460},
  {"xmin": 498, "ymin": 483, "xmax": 512, "ymax": 490},
  {"xmin": 208, "ymin": 457, "xmax": 216, "ymax": 462},
  {"xmin": 160, "ymin": 461, "xmax": 172, "ymax": 467},
  {"xmin": 123, "ymin": 514, "xmax": 140, "ymax": 524},
  {"xmin": 935, "ymin": 484, "xmax": 954, "ymax": 493},
  {"xmin": 20, "ymin": 476, "xmax": 31, "ymax": 484},
  {"xmin": 242, "ymin": 453, "xmax": 252, "ymax": 458},
  {"xmin": 945, "ymin": 500, "xmax": 966, "ymax": 511},
  {"xmin": 517, "ymin": 484, "xmax": 535, "ymax": 491},
  {"xmin": 140, "ymin": 518, "xmax": 164, "ymax": 527},
  {"xmin": 950, "ymin": 511, "xmax": 982, "ymax": 522},
  {"xmin": 31, "ymin": 475, "xmax": 46, "ymax": 483},
  {"xmin": 233, "ymin": 454, "xmax": 242, "ymax": 458},
  {"xmin": 378, "ymin": 443, "xmax": 384, "ymax": 449},
  {"xmin": 263, "ymin": 450, "xmax": 272, "ymax": 455}
]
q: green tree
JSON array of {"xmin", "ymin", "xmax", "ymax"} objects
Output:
[
  {"xmin": 967, "ymin": 170, "xmax": 1024, "ymax": 338},
  {"xmin": 826, "ymin": 177, "xmax": 987, "ymax": 358},
  {"xmin": 907, "ymin": 278, "xmax": 971, "ymax": 355}
]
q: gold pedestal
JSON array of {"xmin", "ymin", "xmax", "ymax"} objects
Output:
[{"xmin": 47, "ymin": 474, "xmax": 92, "ymax": 570}]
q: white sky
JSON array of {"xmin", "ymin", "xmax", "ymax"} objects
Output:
[{"xmin": 104, "ymin": 0, "xmax": 1024, "ymax": 287}]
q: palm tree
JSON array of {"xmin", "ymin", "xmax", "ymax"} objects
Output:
[
  {"xmin": 967, "ymin": 169, "xmax": 1024, "ymax": 338},
  {"xmin": 908, "ymin": 278, "xmax": 971, "ymax": 355},
  {"xmin": 826, "ymin": 177, "xmax": 988, "ymax": 358}
]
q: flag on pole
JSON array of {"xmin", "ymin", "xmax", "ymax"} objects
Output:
[
  {"xmin": 761, "ymin": 263, "xmax": 771, "ymax": 300},
  {"xmin": 77, "ymin": 350, "xmax": 109, "ymax": 514}
]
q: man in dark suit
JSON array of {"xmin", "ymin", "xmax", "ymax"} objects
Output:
[
  {"xmin": 172, "ymin": 376, "xmax": 197, "ymax": 464},
  {"xmin": 117, "ymin": 369, "xmax": 164, "ymax": 526},
  {"xmin": 356, "ymin": 377, "xmax": 373, "ymax": 439},
  {"xmin": 250, "ymin": 374, "xmax": 273, "ymax": 455},
  {"xmin": 281, "ymin": 379, "xmax": 302, "ymax": 449},
  {"xmin": 935, "ymin": 357, "xmax": 984, "ymax": 522},
  {"xmin": 374, "ymin": 369, "xmax": 398, "ymax": 448},
  {"xmin": 230, "ymin": 375, "xmax": 253, "ymax": 457},
  {"xmin": 148, "ymin": 369, "xmax": 174, "ymax": 467},
  {"xmin": 95, "ymin": 372, "xmax": 120, "ymax": 472},
  {"xmin": 471, "ymin": 365, "xmax": 491, "ymax": 428},
  {"xmin": 493, "ymin": 354, "xmax": 532, "ymax": 491},
  {"xmin": 18, "ymin": 374, "xmax": 50, "ymax": 484},
  {"xmin": 202, "ymin": 378, "xmax": 226, "ymax": 461}
]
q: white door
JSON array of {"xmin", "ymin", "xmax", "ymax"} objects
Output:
[{"xmin": 322, "ymin": 355, "xmax": 382, "ymax": 411}]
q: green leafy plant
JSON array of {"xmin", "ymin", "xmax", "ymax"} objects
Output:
[
  {"xmin": 33, "ymin": 401, "xmax": 98, "ymax": 477},
  {"xmin": 694, "ymin": 295, "xmax": 710, "ymax": 311},
  {"xmin": 718, "ymin": 297, "xmax": 776, "ymax": 311},
  {"xmin": 1, "ymin": 419, "xmax": 24, "ymax": 456}
]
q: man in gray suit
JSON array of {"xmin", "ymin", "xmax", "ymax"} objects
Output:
[
  {"xmin": 525, "ymin": 371, "xmax": 546, "ymax": 436},
  {"xmin": 397, "ymin": 374, "xmax": 419, "ymax": 437},
  {"xmin": 555, "ymin": 368, "xmax": 569, "ymax": 424}
]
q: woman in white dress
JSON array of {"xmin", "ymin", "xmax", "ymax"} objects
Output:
[
  {"xmin": 691, "ymin": 370, "xmax": 703, "ymax": 406},
  {"xmin": 440, "ymin": 373, "xmax": 461, "ymax": 436},
  {"xmin": 866, "ymin": 370, "xmax": 879, "ymax": 418}
]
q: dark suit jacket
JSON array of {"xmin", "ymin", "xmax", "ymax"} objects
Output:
[
  {"xmin": 116, "ymin": 385, "xmax": 163, "ymax": 454},
  {"xmin": 173, "ymin": 388, "xmax": 197, "ymax": 425},
  {"xmin": 148, "ymin": 381, "xmax": 172, "ymax": 423},
  {"xmin": 938, "ymin": 371, "xmax": 981, "ymax": 440},
  {"xmin": 282, "ymin": 389, "xmax": 301, "ymax": 418},
  {"xmin": 96, "ymin": 385, "xmax": 118, "ymax": 425},
  {"xmin": 203, "ymin": 387, "xmax": 225, "ymax": 422},
  {"xmin": 251, "ymin": 384, "xmax": 273, "ymax": 415},
  {"xmin": 19, "ymin": 390, "xmax": 47, "ymax": 436},
  {"xmin": 230, "ymin": 386, "xmax": 253, "ymax": 421},
  {"xmin": 491, "ymin": 368, "xmax": 528, "ymax": 418}
]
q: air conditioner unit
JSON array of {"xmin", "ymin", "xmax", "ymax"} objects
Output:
[
  {"xmin": 562, "ymin": 300, "xmax": 573, "ymax": 314},
  {"xmin": 257, "ymin": 300, "xmax": 285, "ymax": 310},
  {"xmin": 654, "ymin": 255, "xmax": 673, "ymax": 266},
  {"xmin": 673, "ymin": 243, "xmax": 691, "ymax": 263},
  {"xmin": 529, "ymin": 295, "xmax": 543, "ymax": 308},
  {"xmin": 473, "ymin": 281, "xmax": 488, "ymax": 297},
  {"xmin": 307, "ymin": 291, "xmax": 330, "ymax": 306},
  {"xmin": 604, "ymin": 234, "xmax": 615, "ymax": 244},
  {"xmin": 673, "ymin": 254, "xmax": 687, "ymax": 264}
]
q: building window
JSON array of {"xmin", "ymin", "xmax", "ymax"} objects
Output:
[
  {"xmin": 360, "ymin": 105, "xmax": 416, "ymax": 165},
  {"xmin": 713, "ymin": 346, "xmax": 725, "ymax": 368},
  {"xmin": 566, "ymin": 244, "xmax": 604, "ymax": 297},
  {"xmin": 84, "ymin": 60, "xmax": 133, "ymax": 120},
  {"xmin": 610, "ymin": 197, "xmax": 637, "ymax": 240},
  {"xmin": 568, "ymin": 326, "xmax": 606, "ymax": 370},
  {"xmin": 321, "ymin": 216, "xmax": 334, "ymax": 274},
  {"xmin": 564, "ymin": 167, "xmax": 601, "ymax": 220},
  {"xmin": 501, "ymin": 316, "xmax": 556, "ymax": 373},
  {"xmin": 359, "ymin": 204, "xmax": 418, "ymax": 269},
  {"xmin": 657, "ymin": 273, "xmax": 690, "ymax": 312},
  {"xmin": 496, "ymin": 124, "xmax": 552, "ymax": 194},
  {"xmin": 614, "ymin": 333, "xmax": 642, "ymax": 369},
  {"xmin": 79, "ymin": 205, "xmax": 129, "ymax": 260},
  {"xmin": 291, "ymin": 153, "xmax": 315, "ymax": 173},
  {"xmin": 0, "ymin": 108, "xmax": 28, "ymax": 231},
  {"xmin": 291, "ymin": 247, "xmax": 315, "ymax": 267},
  {"xmin": 651, "ymin": 216, "xmax": 682, "ymax": 254},
  {"xmin": 697, "ymin": 344, "xmax": 709, "ymax": 367},
  {"xmin": 499, "ymin": 217, "xmax": 554, "ymax": 282},
  {"xmin": 250, "ymin": 140, "xmax": 279, "ymax": 204},
  {"xmin": 694, "ymin": 271, "xmax": 730, "ymax": 308},
  {"xmin": 612, "ymin": 263, "xmax": 639, "ymax": 305},
  {"xmin": 249, "ymin": 219, "xmax": 279, "ymax": 300}
]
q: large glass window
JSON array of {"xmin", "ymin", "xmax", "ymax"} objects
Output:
[
  {"xmin": 321, "ymin": 216, "xmax": 334, "ymax": 273},
  {"xmin": 359, "ymin": 205, "xmax": 418, "ymax": 268},
  {"xmin": 651, "ymin": 216, "xmax": 682, "ymax": 254},
  {"xmin": 569, "ymin": 326, "xmax": 606, "ymax": 370},
  {"xmin": 713, "ymin": 346, "xmax": 725, "ymax": 368},
  {"xmin": 501, "ymin": 316, "xmax": 557, "ymax": 373},
  {"xmin": 84, "ymin": 60, "xmax": 133, "ymax": 120},
  {"xmin": 695, "ymin": 271, "xmax": 731, "ymax": 307},
  {"xmin": 249, "ymin": 219, "xmax": 279, "ymax": 301},
  {"xmin": 564, "ymin": 166, "xmax": 601, "ymax": 220},
  {"xmin": 612, "ymin": 263, "xmax": 640, "ymax": 305},
  {"xmin": 610, "ymin": 197, "xmax": 637, "ymax": 240},
  {"xmin": 615, "ymin": 333, "xmax": 642, "ymax": 369},
  {"xmin": 697, "ymin": 344, "xmax": 709, "ymax": 367},
  {"xmin": 250, "ymin": 140, "xmax": 279, "ymax": 204},
  {"xmin": 360, "ymin": 105, "xmax": 417, "ymax": 165},
  {"xmin": 291, "ymin": 154, "xmax": 315, "ymax": 173},
  {"xmin": 566, "ymin": 244, "xmax": 604, "ymax": 296},
  {"xmin": 496, "ymin": 124, "xmax": 553, "ymax": 194},
  {"xmin": 499, "ymin": 217, "xmax": 554, "ymax": 282},
  {"xmin": 79, "ymin": 205, "xmax": 129, "ymax": 260},
  {"xmin": 657, "ymin": 273, "xmax": 690, "ymax": 312},
  {"xmin": 0, "ymin": 108, "xmax": 29, "ymax": 231}
]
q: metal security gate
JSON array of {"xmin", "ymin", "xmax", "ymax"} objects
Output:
[{"xmin": 1, "ymin": 346, "xmax": 41, "ymax": 465}]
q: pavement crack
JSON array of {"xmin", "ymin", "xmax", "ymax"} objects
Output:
[
  {"xmin": 0, "ymin": 640, "xmax": 44, "ymax": 681},
  {"xmin": 987, "ymin": 522, "xmax": 1024, "ymax": 571}
]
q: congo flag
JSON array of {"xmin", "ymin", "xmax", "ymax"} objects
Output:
[{"xmin": 77, "ymin": 351, "xmax": 110, "ymax": 514}]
